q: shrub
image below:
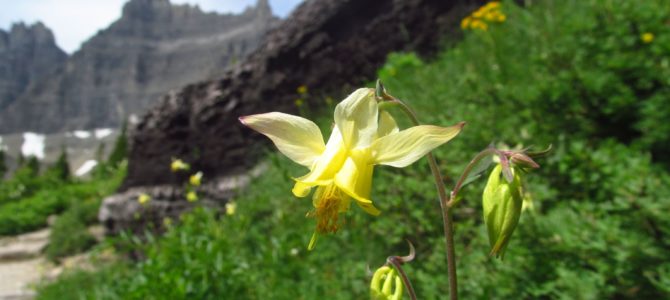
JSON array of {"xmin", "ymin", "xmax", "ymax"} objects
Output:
[{"xmin": 45, "ymin": 209, "xmax": 96, "ymax": 262}]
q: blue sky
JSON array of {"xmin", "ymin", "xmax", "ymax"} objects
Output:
[{"xmin": 0, "ymin": 0, "xmax": 302, "ymax": 53}]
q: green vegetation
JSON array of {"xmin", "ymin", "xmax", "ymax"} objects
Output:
[
  {"xmin": 35, "ymin": 0, "xmax": 670, "ymax": 299},
  {"xmin": 0, "ymin": 127, "xmax": 127, "ymax": 238},
  {"xmin": 107, "ymin": 120, "xmax": 128, "ymax": 169},
  {"xmin": 45, "ymin": 206, "xmax": 97, "ymax": 262},
  {"xmin": 0, "ymin": 164, "xmax": 125, "ymax": 236}
]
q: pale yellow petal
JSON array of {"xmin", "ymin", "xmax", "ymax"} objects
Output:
[
  {"xmin": 377, "ymin": 111, "xmax": 399, "ymax": 138},
  {"xmin": 294, "ymin": 127, "xmax": 347, "ymax": 185},
  {"xmin": 240, "ymin": 112, "xmax": 325, "ymax": 167},
  {"xmin": 371, "ymin": 122, "xmax": 465, "ymax": 168},
  {"xmin": 334, "ymin": 150, "xmax": 380, "ymax": 215},
  {"xmin": 334, "ymin": 88, "xmax": 379, "ymax": 149},
  {"xmin": 293, "ymin": 181, "xmax": 314, "ymax": 198}
]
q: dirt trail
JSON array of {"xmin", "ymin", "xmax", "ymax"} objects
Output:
[{"xmin": 0, "ymin": 229, "xmax": 50, "ymax": 300}]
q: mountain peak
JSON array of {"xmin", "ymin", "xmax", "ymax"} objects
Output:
[
  {"xmin": 3, "ymin": 21, "xmax": 58, "ymax": 46},
  {"xmin": 121, "ymin": 0, "xmax": 173, "ymax": 20}
]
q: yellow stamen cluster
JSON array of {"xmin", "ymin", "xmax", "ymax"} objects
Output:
[
  {"xmin": 309, "ymin": 184, "xmax": 346, "ymax": 235},
  {"xmin": 461, "ymin": 2, "xmax": 506, "ymax": 31}
]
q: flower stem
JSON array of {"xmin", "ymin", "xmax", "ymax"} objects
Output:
[
  {"xmin": 448, "ymin": 148, "xmax": 499, "ymax": 207},
  {"xmin": 389, "ymin": 98, "xmax": 459, "ymax": 300},
  {"xmin": 387, "ymin": 241, "xmax": 418, "ymax": 300}
]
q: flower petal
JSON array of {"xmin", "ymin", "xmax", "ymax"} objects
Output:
[
  {"xmin": 292, "ymin": 181, "xmax": 314, "ymax": 198},
  {"xmin": 377, "ymin": 110, "xmax": 399, "ymax": 138},
  {"xmin": 295, "ymin": 127, "xmax": 347, "ymax": 185},
  {"xmin": 334, "ymin": 88, "xmax": 379, "ymax": 149},
  {"xmin": 371, "ymin": 122, "xmax": 465, "ymax": 168},
  {"xmin": 334, "ymin": 149, "xmax": 380, "ymax": 215},
  {"xmin": 240, "ymin": 112, "xmax": 325, "ymax": 167}
]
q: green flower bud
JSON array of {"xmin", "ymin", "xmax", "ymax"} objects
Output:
[
  {"xmin": 483, "ymin": 164, "xmax": 523, "ymax": 259},
  {"xmin": 370, "ymin": 265, "xmax": 404, "ymax": 300}
]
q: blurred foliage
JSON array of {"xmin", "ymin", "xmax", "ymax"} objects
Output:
[
  {"xmin": 107, "ymin": 120, "xmax": 128, "ymax": 169},
  {"xmin": 45, "ymin": 206, "xmax": 97, "ymax": 262},
  {"xmin": 36, "ymin": 0, "xmax": 670, "ymax": 299},
  {"xmin": 46, "ymin": 147, "xmax": 71, "ymax": 182},
  {"xmin": 0, "ymin": 163, "xmax": 125, "ymax": 236}
]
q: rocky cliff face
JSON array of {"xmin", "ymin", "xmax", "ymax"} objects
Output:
[
  {"xmin": 0, "ymin": 22, "xmax": 67, "ymax": 111},
  {"xmin": 0, "ymin": 0, "xmax": 276, "ymax": 134}
]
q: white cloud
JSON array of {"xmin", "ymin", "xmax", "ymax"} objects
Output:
[{"xmin": 0, "ymin": 0, "xmax": 302, "ymax": 54}]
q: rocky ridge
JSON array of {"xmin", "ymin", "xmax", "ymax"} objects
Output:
[
  {"xmin": 0, "ymin": 23, "xmax": 67, "ymax": 111},
  {"xmin": 0, "ymin": 0, "xmax": 277, "ymax": 134}
]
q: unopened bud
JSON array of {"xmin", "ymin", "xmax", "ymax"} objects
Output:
[
  {"xmin": 509, "ymin": 152, "xmax": 539, "ymax": 169},
  {"xmin": 370, "ymin": 266, "xmax": 404, "ymax": 300},
  {"xmin": 483, "ymin": 164, "xmax": 523, "ymax": 259}
]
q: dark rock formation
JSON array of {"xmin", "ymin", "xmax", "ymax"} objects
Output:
[
  {"xmin": 0, "ymin": 0, "xmax": 277, "ymax": 134},
  {"xmin": 0, "ymin": 22, "xmax": 67, "ymax": 110},
  {"xmin": 123, "ymin": 0, "xmax": 483, "ymax": 189}
]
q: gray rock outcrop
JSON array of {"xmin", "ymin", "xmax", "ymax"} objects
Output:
[{"xmin": 0, "ymin": 0, "xmax": 277, "ymax": 134}]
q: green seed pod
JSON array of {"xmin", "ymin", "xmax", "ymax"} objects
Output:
[{"xmin": 483, "ymin": 164, "xmax": 523, "ymax": 259}]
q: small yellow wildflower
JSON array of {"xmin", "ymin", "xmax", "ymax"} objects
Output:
[
  {"xmin": 461, "ymin": 1, "xmax": 505, "ymax": 31},
  {"xmin": 163, "ymin": 217, "xmax": 173, "ymax": 227},
  {"xmin": 170, "ymin": 158, "xmax": 190, "ymax": 172},
  {"xmin": 497, "ymin": 14, "xmax": 506, "ymax": 22},
  {"xmin": 483, "ymin": 1, "xmax": 500, "ymax": 10},
  {"xmin": 461, "ymin": 16, "xmax": 472, "ymax": 30},
  {"xmin": 471, "ymin": 20, "xmax": 488, "ymax": 31},
  {"xmin": 189, "ymin": 171, "xmax": 203, "ymax": 186},
  {"xmin": 641, "ymin": 32, "xmax": 654, "ymax": 44},
  {"xmin": 240, "ymin": 88, "xmax": 464, "ymax": 249},
  {"xmin": 295, "ymin": 98, "xmax": 304, "ymax": 107},
  {"xmin": 137, "ymin": 193, "xmax": 151, "ymax": 205},
  {"xmin": 297, "ymin": 85, "xmax": 308, "ymax": 95},
  {"xmin": 225, "ymin": 201, "xmax": 237, "ymax": 215},
  {"xmin": 186, "ymin": 190, "xmax": 198, "ymax": 202}
]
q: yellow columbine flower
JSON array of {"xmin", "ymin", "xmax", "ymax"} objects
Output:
[
  {"xmin": 240, "ymin": 88, "xmax": 463, "ymax": 249},
  {"xmin": 189, "ymin": 171, "xmax": 203, "ymax": 186},
  {"xmin": 170, "ymin": 158, "xmax": 190, "ymax": 172},
  {"xmin": 186, "ymin": 191, "xmax": 198, "ymax": 202},
  {"xmin": 641, "ymin": 32, "xmax": 654, "ymax": 44},
  {"xmin": 137, "ymin": 193, "xmax": 151, "ymax": 205}
]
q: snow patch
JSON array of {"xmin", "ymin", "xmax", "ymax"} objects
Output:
[
  {"xmin": 75, "ymin": 160, "xmax": 98, "ymax": 177},
  {"xmin": 21, "ymin": 132, "xmax": 46, "ymax": 159},
  {"xmin": 0, "ymin": 136, "xmax": 6, "ymax": 151},
  {"xmin": 73, "ymin": 131, "xmax": 91, "ymax": 139},
  {"xmin": 95, "ymin": 128, "xmax": 114, "ymax": 139}
]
